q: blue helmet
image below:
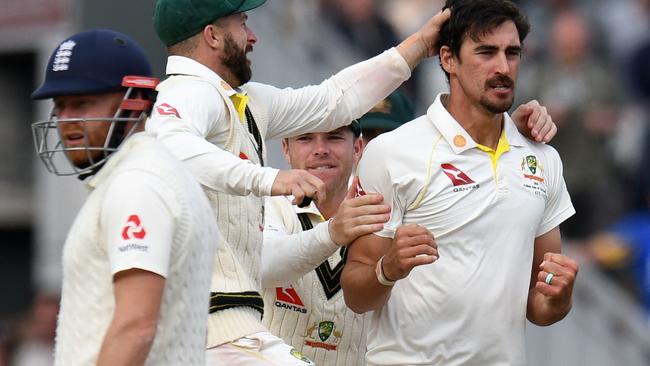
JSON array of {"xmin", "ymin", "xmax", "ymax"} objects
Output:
[
  {"xmin": 31, "ymin": 29, "xmax": 158, "ymax": 177},
  {"xmin": 32, "ymin": 29, "xmax": 152, "ymax": 99}
]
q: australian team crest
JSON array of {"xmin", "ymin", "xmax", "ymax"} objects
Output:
[
  {"xmin": 525, "ymin": 155, "xmax": 537, "ymax": 174},
  {"xmin": 521, "ymin": 154, "xmax": 545, "ymax": 184},
  {"xmin": 304, "ymin": 321, "xmax": 342, "ymax": 351},
  {"xmin": 318, "ymin": 321, "xmax": 334, "ymax": 342}
]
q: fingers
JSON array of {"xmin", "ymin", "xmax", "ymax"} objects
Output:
[
  {"xmin": 541, "ymin": 252, "xmax": 579, "ymax": 273},
  {"xmin": 383, "ymin": 226, "xmax": 438, "ymax": 280},
  {"xmin": 540, "ymin": 120, "xmax": 557, "ymax": 144},
  {"xmin": 433, "ymin": 7, "xmax": 452, "ymax": 26},
  {"xmin": 344, "ymin": 193, "xmax": 386, "ymax": 208},
  {"xmin": 285, "ymin": 170, "xmax": 325, "ymax": 206},
  {"xmin": 535, "ymin": 253, "xmax": 579, "ymax": 297}
]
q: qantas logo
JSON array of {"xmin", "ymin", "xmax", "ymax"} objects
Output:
[
  {"xmin": 275, "ymin": 287, "xmax": 307, "ymax": 314},
  {"xmin": 155, "ymin": 103, "xmax": 181, "ymax": 118},
  {"xmin": 441, "ymin": 163, "xmax": 475, "ymax": 186},
  {"xmin": 440, "ymin": 163, "xmax": 479, "ymax": 192},
  {"xmin": 121, "ymin": 215, "xmax": 146, "ymax": 240}
]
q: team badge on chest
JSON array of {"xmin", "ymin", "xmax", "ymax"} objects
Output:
[{"xmin": 521, "ymin": 155, "xmax": 546, "ymax": 196}]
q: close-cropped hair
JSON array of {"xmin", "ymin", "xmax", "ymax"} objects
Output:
[{"xmin": 437, "ymin": 0, "xmax": 530, "ymax": 78}]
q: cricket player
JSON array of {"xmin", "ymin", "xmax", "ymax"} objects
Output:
[
  {"xmin": 31, "ymin": 29, "xmax": 219, "ymax": 365},
  {"xmin": 260, "ymin": 93, "xmax": 560, "ymax": 365},
  {"xmin": 342, "ymin": 1, "xmax": 579, "ymax": 365},
  {"xmin": 148, "ymin": 0, "xmax": 454, "ymax": 363}
]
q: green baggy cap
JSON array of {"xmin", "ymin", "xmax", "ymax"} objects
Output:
[
  {"xmin": 154, "ymin": 0, "xmax": 267, "ymax": 46},
  {"xmin": 359, "ymin": 90, "xmax": 415, "ymax": 132}
]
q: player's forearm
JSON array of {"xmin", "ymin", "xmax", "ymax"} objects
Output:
[
  {"xmin": 97, "ymin": 320, "xmax": 157, "ymax": 366},
  {"xmin": 183, "ymin": 148, "xmax": 278, "ymax": 197},
  {"xmin": 341, "ymin": 261, "xmax": 392, "ymax": 314},
  {"xmin": 396, "ymin": 34, "xmax": 429, "ymax": 71},
  {"xmin": 261, "ymin": 221, "xmax": 339, "ymax": 287},
  {"xmin": 156, "ymin": 131, "xmax": 278, "ymax": 197},
  {"xmin": 526, "ymin": 288, "xmax": 572, "ymax": 326},
  {"xmin": 265, "ymin": 49, "xmax": 410, "ymax": 140}
]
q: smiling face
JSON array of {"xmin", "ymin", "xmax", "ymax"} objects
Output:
[
  {"xmin": 442, "ymin": 20, "xmax": 522, "ymax": 114},
  {"xmin": 282, "ymin": 126, "xmax": 363, "ymax": 200},
  {"xmin": 52, "ymin": 92, "xmax": 124, "ymax": 168}
]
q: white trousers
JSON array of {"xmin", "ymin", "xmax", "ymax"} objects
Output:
[{"xmin": 205, "ymin": 331, "xmax": 315, "ymax": 365}]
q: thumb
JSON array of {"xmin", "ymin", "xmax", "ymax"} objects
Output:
[{"xmin": 346, "ymin": 176, "xmax": 359, "ymax": 200}]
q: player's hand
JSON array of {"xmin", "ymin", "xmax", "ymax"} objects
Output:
[
  {"xmin": 271, "ymin": 169, "xmax": 325, "ymax": 206},
  {"xmin": 535, "ymin": 253, "xmax": 579, "ymax": 308},
  {"xmin": 512, "ymin": 100, "xmax": 557, "ymax": 143},
  {"xmin": 329, "ymin": 177, "xmax": 391, "ymax": 246},
  {"xmin": 419, "ymin": 8, "xmax": 452, "ymax": 57},
  {"xmin": 382, "ymin": 224, "xmax": 438, "ymax": 281},
  {"xmin": 397, "ymin": 8, "xmax": 451, "ymax": 69}
]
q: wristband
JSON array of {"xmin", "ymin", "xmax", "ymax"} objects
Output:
[{"xmin": 375, "ymin": 256, "xmax": 397, "ymax": 286}]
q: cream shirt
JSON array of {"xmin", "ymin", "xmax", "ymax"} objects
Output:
[{"xmin": 357, "ymin": 94, "xmax": 575, "ymax": 366}]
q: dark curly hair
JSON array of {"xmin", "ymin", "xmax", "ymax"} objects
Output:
[{"xmin": 437, "ymin": 0, "xmax": 530, "ymax": 81}]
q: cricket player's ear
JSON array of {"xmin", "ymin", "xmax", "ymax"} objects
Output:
[
  {"xmin": 202, "ymin": 24, "xmax": 221, "ymax": 48},
  {"xmin": 281, "ymin": 138, "xmax": 291, "ymax": 164},
  {"xmin": 353, "ymin": 136, "xmax": 364, "ymax": 163},
  {"xmin": 439, "ymin": 45, "xmax": 454, "ymax": 75}
]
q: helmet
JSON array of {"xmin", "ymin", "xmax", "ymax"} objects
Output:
[{"xmin": 31, "ymin": 29, "xmax": 158, "ymax": 177}]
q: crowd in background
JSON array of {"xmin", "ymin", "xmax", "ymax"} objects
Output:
[{"xmin": 1, "ymin": 0, "xmax": 649, "ymax": 364}]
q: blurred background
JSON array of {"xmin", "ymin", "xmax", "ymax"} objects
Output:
[{"xmin": 0, "ymin": 0, "xmax": 649, "ymax": 365}]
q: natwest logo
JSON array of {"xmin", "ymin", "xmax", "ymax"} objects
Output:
[
  {"xmin": 275, "ymin": 287, "xmax": 307, "ymax": 314},
  {"xmin": 121, "ymin": 214, "xmax": 146, "ymax": 240}
]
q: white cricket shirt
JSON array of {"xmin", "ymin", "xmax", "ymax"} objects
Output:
[
  {"xmin": 54, "ymin": 133, "xmax": 219, "ymax": 365},
  {"xmin": 357, "ymin": 94, "xmax": 575, "ymax": 366},
  {"xmin": 261, "ymin": 196, "xmax": 367, "ymax": 366}
]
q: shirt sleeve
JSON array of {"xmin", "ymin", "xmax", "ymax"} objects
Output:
[
  {"xmin": 146, "ymin": 77, "xmax": 279, "ymax": 197},
  {"xmin": 537, "ymin": 147, "xmax": 576, "ymax": 236},
  {"xmin": 356, "ymin": 137, "xmax": 406, "ymax": 239},
  {"xmin": 260, "ymin": 197, "xmax": 339, "ymax": 288},
  {"xmin": 259, "ymin": 48, "xmax": 411, "ymax": 140},
  {"xmin": 101, "ymin": 170, "xmax": 179, "ymax": 278}
]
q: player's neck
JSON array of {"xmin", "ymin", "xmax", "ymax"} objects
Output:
[{"xmin": 443, "ymin": 93, "xmax": 503, "ymax": 150}]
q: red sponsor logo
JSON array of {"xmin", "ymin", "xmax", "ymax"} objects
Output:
[
  {"xmin": 276, "ymin": 287, "xmax": 304, "ymax": 306},
  {"xmin": 304, "ymin": 340, "xmax": 337, "ymax": 351},
  {"xmin": 441, "ymin": 163, "xmax": 475, "ymax": 186},
  {"xmin": 239, "ymin": 152, "xmax": 249, "ymax": 160},
  {"xmin": 121, "ymin": 214, "xmax": 146, "ymax": 240},
  {"xmin": 155, "ymin": 103, "xmax": 180, "ymax": 118},
  {"xmin": 355, "ymin": 176, "xmax": 366, "ymax": 197}
]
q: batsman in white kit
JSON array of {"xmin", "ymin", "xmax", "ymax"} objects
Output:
[{"xmin": 31, "ymin": 29, "xmax": 219, "ymax": 365}]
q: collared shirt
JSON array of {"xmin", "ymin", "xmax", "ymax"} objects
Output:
[
  {"xmin": 357, "ymin": 94, "xmax": 575, "ymax": 366},
  {"xmin": 261, "ymin": 196, "xmax": 367, "ymax": 366},
  {"xmin": 55, "ymin": 133, "xmax": 218, "ymax": 365}
]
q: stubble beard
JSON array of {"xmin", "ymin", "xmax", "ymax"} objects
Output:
[{"xmin": 479, "ymin": 95, "xmax": 514, "ymax": 114}]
